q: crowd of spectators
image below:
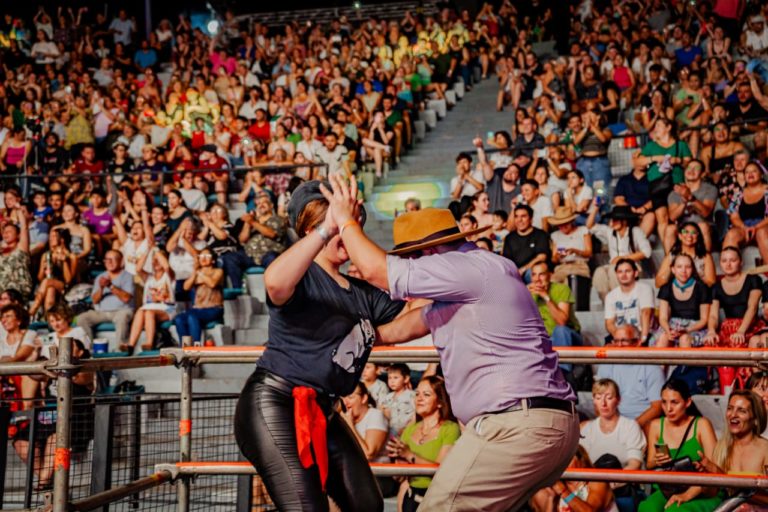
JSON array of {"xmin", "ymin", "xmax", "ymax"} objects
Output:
[{"xmin": 0, "ymin": 0, "xmax": 767, "ymax": 508}]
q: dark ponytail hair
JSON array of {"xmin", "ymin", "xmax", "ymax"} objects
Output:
[{"xmin": 662, "ymin": 378, "xmax": 701, "ymax": 417}]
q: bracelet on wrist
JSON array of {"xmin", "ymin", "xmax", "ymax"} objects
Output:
[
  {"xmin": 340, "ymin": 219, "xmax": 359, "ymax": 237},
  {"xmin": 562, "ymin": 492, "xmax": 577, "ymax": 504}
]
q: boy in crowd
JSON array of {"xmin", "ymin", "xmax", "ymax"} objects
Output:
[{"xmin": 380, "ymin": 363, "xmax": 415, "ymax": 436}]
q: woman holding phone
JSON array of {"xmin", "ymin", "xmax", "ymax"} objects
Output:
[{"xmin": 640, "ymin": 380, "xmax": 720, "ymax": 512}]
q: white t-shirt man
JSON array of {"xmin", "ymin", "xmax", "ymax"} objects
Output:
[
  {"xmin": 315, "ymin": 145, "xmax": 349, "ymax": 177},
  {"xmin": 604, "ymin": 281, "xmax": 655, "ymax": 331},
  {"xmin": 450, "ymin": 168, "xmax": 485, "ymax": 198}
]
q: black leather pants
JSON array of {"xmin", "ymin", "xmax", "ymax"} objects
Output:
[{"xmin": 234, "ymin": 369, "xmax": 383, "ymax": 512}]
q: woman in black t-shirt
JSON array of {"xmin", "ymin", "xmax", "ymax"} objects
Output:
[
  {"xmin": 234, "ymin": 181, "xmax": 404, "ymax": 511},
  {"xmin": 651, "ymin": 253, "xmax": 711, "ymax": 348},
  {"xmin": 704, "ymin": 246, "xmax": 764, "ymax": 348}
]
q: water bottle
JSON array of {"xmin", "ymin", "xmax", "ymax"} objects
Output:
[
  {"xmin": 45, "ymin": 251, "xmax": 53, "ymax": 279},
  {"xmin": 109, "ymin": 372, "xmax": 119, "ymax": 389},
  {"xmin": 241, "ymin": 272, "xmax": 248, "ymax": 295}
]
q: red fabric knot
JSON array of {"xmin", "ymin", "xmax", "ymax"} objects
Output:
[{"xmin": 292, "ymin": 386, "xmax": 329, "ymax": 491}]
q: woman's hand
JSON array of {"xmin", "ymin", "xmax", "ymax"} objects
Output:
[
  {"xmin": 693, "ymin": 451, "xmax": 721, "ymax": 474},
  {"xmin": 655, "ymin": 450, "xmax": 672, "ymax": 468},
  {"xmin": 703, "ymin": 330, "xmax": 719, "ymax": 346},
  {"xmin": 730, "ymin": 331, "xmax": 746, "ymax": 346},
  {"xmin": 386, "ymin": 437, "xmax": 412, "ymax": 462},
  {"xmin": 665, "ymin": 493, "xmax": 691, "ymax": 509}
]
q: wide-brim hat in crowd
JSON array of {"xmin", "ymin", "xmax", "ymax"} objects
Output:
[
  {"xmin": 548, "ymin": 206, "xmax": 578, "ymax": 226},
  {"xmin": 604, "ymin": 205, "xmax": 636, "ymax": 222},
  {"xmin": 389, "ymin": 208, "xmax": 490, "ymax": 255},
  {"xmin": 287, "ymin": 180, "xmax": 367, "ymax": 235}
]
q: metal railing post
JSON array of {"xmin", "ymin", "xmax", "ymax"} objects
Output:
[
  {"xmin": 53, "ymin": 336, "xmax": 74, "ymax": 512},
  {"xmin": 23, "ymin": 408, "xmax": 37, "ymax": 508},
  {"xmin": 177, "ymin": 345, "xmax": 193, "ymax": 512},
  {"xmin": 0, "ymin": 405, "xmax": 9, "ymax": 507},
  {"xmin": 235, "ymin": 452, "xmax": 253, "ymax": 512},
  {"xmin": 89, "ymin": 402, "xmax": 115, "ymax": 512}
]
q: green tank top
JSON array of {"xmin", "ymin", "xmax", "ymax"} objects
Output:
[{"xmin": 659, "ymin": 416, "xmax": 702, "ymax": 462}]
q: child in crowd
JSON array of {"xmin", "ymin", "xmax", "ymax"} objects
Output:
[
  {"xmin": 380, "ymin": 363, "xmax": 416, "ymax": 437},
  {"xmin": 361, "ymin": 362, "xmax": 389, "ymax": 407},
  {"xmin": 490, "ymin": 209, "xmax": 509, "ymax": 253}
]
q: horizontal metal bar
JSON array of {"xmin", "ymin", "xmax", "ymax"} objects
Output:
[
  {"xmin": 69, "ymin": 471, "xmax": 174, "ymax": 511},
  {"xmin": 0, "ymin": 360, "xmax": 51, "ymax": 376},
  {"xmin": 80, "ymin": 355, "xmax": 177, "ymax": 372},
  {"xmin": 161, "ymin": 346, "xmax": 768, "ymax": 367},
  {"xmin": 155, "ymin": 462, "xmax": 768, "ymax": 489}
]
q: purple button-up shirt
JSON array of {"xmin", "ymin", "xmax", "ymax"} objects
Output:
[{"xmin": 387, "ymin": 245, "xmax": 575, "ymax": 424}]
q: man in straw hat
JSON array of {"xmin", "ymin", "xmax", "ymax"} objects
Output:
[{"xmin": 320, "ymin": 176, "xmax": 578, "ymax": 512}]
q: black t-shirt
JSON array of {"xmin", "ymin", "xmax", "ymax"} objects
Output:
[
  {"xmin": 259, "ymin": 263, "xmax": 405, "ymax": 396},
  {"xmin": 658, "ymin": 280, "xmax": 711, "ymax": 320},
  {"xmin": 713, "ymin": 274, "xmax": 763, "ymax": 318},
  {"xmin": 502, "ymin": 228, "xmax": 550, "ymax": 268}
]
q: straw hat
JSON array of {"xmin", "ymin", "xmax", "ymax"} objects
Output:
[
  {"xmin": 548, "ymin": 206, "xmax": 578, "ymax": 226},
  {"xmin": 389, "ymin": 208, "xmax": 490, "ymax": 255}
]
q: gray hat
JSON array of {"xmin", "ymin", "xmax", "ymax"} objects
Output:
[{"xmin": 287, "ymin": 180, "xmax": 366, "ymax": 234}]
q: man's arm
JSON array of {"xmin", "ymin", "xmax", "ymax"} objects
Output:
[
  {"xmin": 376, "ymin": 308, "xmax": 430, "ymax": 345},
  {"xmin": 636, "ymin": 400, "xmax": 662, "ymax": 431}
]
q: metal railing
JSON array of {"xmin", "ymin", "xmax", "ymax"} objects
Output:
[{"xmin": 2, "ymin": 342, "xmax": 768, "ymax": 511}]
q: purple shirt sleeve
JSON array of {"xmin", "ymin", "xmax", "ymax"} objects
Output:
[{"xmin": 386, "ymin": 253, "xmax": 483, "ymax": 303}]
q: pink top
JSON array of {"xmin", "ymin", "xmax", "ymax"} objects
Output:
[
  {"xmin": 613, "ymin": 67, "xmax": 632, "ymax": 90},
  {"xmin": 209, "ymin": 52, "xmax": 237, "ymax": 75},
  {"xmin": 4, "ymin": 145, "xmax": 26, "ymax": 166}
]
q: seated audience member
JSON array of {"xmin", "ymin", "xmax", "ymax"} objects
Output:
[
  {"xmin": 474, "ymin": 237, "xmax": 493, "ymax": 251},
  {"xmin": 0, "ymin": 304, "xmax": 40, "ymax": 405},
  {"xmin": 166, "ymin": 218, "xmax": 206, "ymax": 298},
  {"xmin": 596, "ymin": 325, "xmax": 664, "ymax": 430},
  {"xmin": 746, "ymin": 372, "xmax": 768, "ymax": 431},
  {"xmin": 704, "ymin": 247, "xmax": 763, "ymax": 349},
  {"xmin": 30, "ymin": 228, "xmax": 76, "ymax": 318},
  {"xmin": 12, "ymin": 336, "xmax": 94, "ymax": 492},
  {"xmin": 549, "ymin": 206, "xmax": 593, "ymax": 282},
  {"xmin": 581, "ymin": 379, "xmax": 646, "ymax": 470},
  {"xmin": 404, "ymin": 198, "xmax": 421, "ymax": 213},
  {"xmin": 112, "ymin": 208, "xmax": 153, "ymax": 279},
  {"xmin": 387, "ymin": 376, "xmax": 460, "ymax": 512},
  {"xmin": 42, "ymin": 303, "xmax": 92, "ymax": 358},
  {"xmin": 361, "ymin": 362, "xmax": 388, "ymax": 406},
  {"xmin": 696, "ymin": 390, "xmax": 768, "ymax": 510},
  {"xmin": 201, "ymin": 203, "xmax": 253, "ymax": 289},
  {"xmin": 517, "ymin": 179, "xmax": 553, "ymax": 230},
  {"xmin": 655, "ymin": 222, "xmax": 716, "ymax": 288},
  {"xmin": 640, "ymin": 379, "xmax": 721, "ymax": 512},
  {"xmin": 723, "ymin": 162, "xmax": 768, "ymax": 266},
  {"xmin": 563, "ymin": 169, "xmax": 594, "ymax": 225},
  {"xmin": 238, "ymin": 192, "xmax": 286, "ymax": 268},
  {"xmin": 604, "ymin": 260, "xmax": 655, "ymax": 344},
  {"xmin": 751, "ymin": 271, "xmax": 768, "ymax": 347},
  {"xmin": 490, "ymin": 210, "xmax": 509, "ymax": 253},
  {"xmin": 82, "ymin": 188, "xmax": 115, "ymax": 257},
  {"xmin": 450, "ymin": 152, "xmax": 485, "ymax": 215},
  {"xmin": 380, "ymin": 363, "xmax": 415, "ymax": 437},
  {"xmin": 174, "ymin": 247, "xmax": 224, "ymax": 345},
  {"xmin": 76, "ymin": 250, "xmax": 135, "ymax": 350},
  {"xmin": 613, "ymin": 161, "xmax": 654, "ymax": 237},
  {"xmin": 468, "ymin": 191, "xmax": 494, "ymax": 227},
  {"xmin": 532, "ymin": 164, "xmax": 562, "ymax": 209},
  {"xmin": 476, "ymin": 137, "xmax": 520, "ymax": 214},
  {"xmin": 459, "ymin": 214, "xmax": 481, "ymax": 241},
  {"xmin": 530, "ymin": 445, "xmax": 618, "ymax": 512},
  {"xmin": 341, "ymin": 382, "xmax": 389, "ymax": 462},
  {"xmin": 664, "ymin": 159, "xmax": 717, "ymax": 252},
  {"xmin": 589, "ymin": 205, "xmax": 652, "ymax": 302},
  {"xmin": 528, "ymin": 262, "xmax": 582, "ymax": 376},
  {"xmin": 177, "ymin": 172, "xmax": 208, "ymax": 212},
  {"xmin": 650, "ymin": 254, "xmax": 711, "ymax": 348},
  {"xmin": 122, "ymin": 250, "xmax": 176, "ymax": 354},
  {"xmin": 632, "ymin": 117, "xmax": 692, "ymax": 243},
  {"xmin": 502, "ymin": 204, "xmax": 551, "ymax": 283}
]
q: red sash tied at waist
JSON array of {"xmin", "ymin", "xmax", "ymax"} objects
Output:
[{"xmin": 292, "ymin": 386, "xmax": 328, "ymax": 490}]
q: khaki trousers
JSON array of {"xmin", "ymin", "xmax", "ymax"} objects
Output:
[{"xmin": 418, "ymin": 405, "xmax": 580, "ymax": 512}]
